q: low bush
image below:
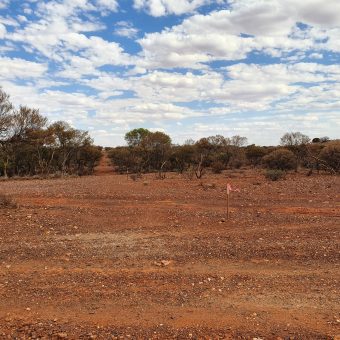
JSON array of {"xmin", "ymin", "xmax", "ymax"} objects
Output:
[
  {"xmin": 265, "ymin": 169, "xmax": 286, "ymax": 181},
  {"xmin": 0, "ymin": 193, "xmax": 17, "ymax": 208},
  {"xmin": 262, "ymin": 149, "xmax": 297, "ymax": 170},
  {"xmin": 319, "ymin": 141, "xmax": 340, "ymax": 173},
  {"xmin": 211, "ymin": 161, "xmax": 224, "ymax": 174}
]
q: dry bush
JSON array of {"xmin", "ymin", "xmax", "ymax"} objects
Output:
[
  {"xmin": 211, "ymin": 161, "xmax": 224, "ymax": 174},
  {"xmin": 182, "ymin": 166, "xmax": 195, "ymax": 180},
  {"xmin": 0, "ymin": 193, "xmax": 17, "ymax": 208},
  {"xmin": 319, "ymin": 141, "xmax": 340, "ymax": 173},
  {"xmin": 265, "ymin": 169, "xmax": 286, "ymax": 181},
  {"xmin": 199, "ymin": 182, "xmax": 216, "ymax": 190},
  {"xmin": 263, "ymin": 149, "xmax": 297, "ymax": 170},
  {"xmin": 130, "ymin": 173, "xmax": 142, "ymax": 181}
]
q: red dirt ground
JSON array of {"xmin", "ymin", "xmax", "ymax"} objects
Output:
[{"xmin": 0, "ymin": 159, "xmax": 339, "ymax": 339}]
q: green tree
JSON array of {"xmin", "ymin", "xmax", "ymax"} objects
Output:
[
  {"xmin": 142, "ymin": 131, "xmax": 172, "ymax": 177},
  {"xmin": 125, "ymin": 128, "xmax": 151, "ymax": 147},
  {"xmin": 50, "ymin": 121, "xmax": 92, "ymax": 175}
]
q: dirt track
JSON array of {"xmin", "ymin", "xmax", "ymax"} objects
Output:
[{"xmin": 0, "ymin": 163, "xmax": 339, "ymax": 339}]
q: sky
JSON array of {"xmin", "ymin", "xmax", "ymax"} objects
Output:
[{"xmin": 0, "ymin": 0, "xmax": 339, "ymax": 146}]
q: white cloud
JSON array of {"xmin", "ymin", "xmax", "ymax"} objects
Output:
[
  {"xmin": 137, "ymin": 0, "xmax": 340, "ymax": 70},
  {"xmin": 138, "ymin": 29, "xmax": 255, "ymax": 69},
  {"xmin": 296, "ymin": 0, "xmax": 340, "ymax": 27},
  {"xmin": 0, "ymin": 16, "xmax": 19, "ymax": 27},
  {"xmin": 6, "ymin": 1, "xmax": 132, "ymax": 77},
  {"xmin": 1, "ymin": 0, "xmax": 340, "ymax": 146},
  {"xmin": 0, "ymin": 0, "xmax": 9, "ymax": 10},
  {"xmin": 0, "ymin": 23, "xmax": 6, "ymax": 38},
  {"xmin": 114, "ymin": 21, "xmax": 139, "ymax": 38},
  {"xmin": 133, "ymin": 0, "xmax": 209, "ymax": 16},
  {"xmin": 0, "ymin": 57, "xmax": 47, "ymax": 80},
  {"xmin": 57, "ymin": 35, "xmax": 132, "ymax": 78},
  {"xmin": 96, "ymin": 0, "xmax": 119, "ymax": 12}
]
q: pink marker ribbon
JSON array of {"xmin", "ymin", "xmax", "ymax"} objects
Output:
[{"xmin": 227, "ymin": 183, "xmax": 240, "ymax": 194}]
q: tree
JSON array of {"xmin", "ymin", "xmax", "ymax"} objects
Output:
[
  {"xmin": 75, "ymin": 145, "xmax": 102, "ymax": 175},
  {"xmin": 109, "ymin": 146, "xmax": 143, "ymax": 174},
  {"xmin": 245, "ymin": 145, "xmax": 267, "ymax": 167},
  {"xmin": 125, "ymin": 128, "xmax": 150, "ymax": 147},
  {"xmin": 207, "ymin": 135, "xmax": 230, "ymax": 148},
  {"xmin": 116, "ymin": 129, "xmax": 172, "ymax": 176},
  {"xmin": 170, "ymin": 144, "xmax": 195, "ymax": 173},
  {"xmin": 0, "ymin": 103, "xmax": 47, "ymax": 177},
  {"xmin": 320, "ymin": 136, "xmax": 330, "ymax": 143},
  {"xmin": 11, "ymin": 106, "xmax": 47, "ymax": 141},
  {"xmin": 142, "ymin": 131, "xmax": 172, "ymax": 177},
  {"xmin": 49, "ymin": 121, "xmax": 93, "ymax": 175},
  {"xmin": 280, "ymin": 132, "xmax": 310, "ymax": 171},
  {"xmin": 230, "ymin": 135, "xmax": 248, "ymax": 147},
  {"xmin": 0, "ymin": 88, "xmax": 100, "ymax": 178},
  {"xmin": 0, "ymin": 89, "xmax": 14, "ymax": 140},
  {"xmin": 280, "ymin": 132, "xmax": 310, "ymax": 146}
]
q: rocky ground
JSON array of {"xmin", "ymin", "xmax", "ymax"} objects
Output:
[{"xmin": 0, "ymin": 160, "xmax": 339, "ymax": 339}]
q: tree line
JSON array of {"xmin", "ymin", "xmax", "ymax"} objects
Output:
[
  {"xmin": 1, "ymin": 87, "xmax": 338, "ymax": 180},
  {"xmin": 108, "ymin": 129, "xmax": 339, "ymax": 178},
  {"xmin": 0, "ymin": 88, "xmax": 101, "ymax": 178}
]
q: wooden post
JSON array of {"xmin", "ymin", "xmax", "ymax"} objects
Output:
[
  {"xmin": 226, "ymin": 183, "xmax": 231, "ymax": 220},
  {"xmin": 227, "ymin": 192, "xmax": 230, "ymax": 219}
]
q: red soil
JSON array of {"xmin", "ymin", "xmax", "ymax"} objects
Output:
[{"xmin": 0, "ymin": 163, "xmax": 339, "ymax": 338}]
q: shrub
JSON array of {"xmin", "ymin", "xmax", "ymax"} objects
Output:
[
  {"xmin": 319, "ymin": 141, "xmax": 340, "ymax": 172},
  {"xmin": 262, "ymin": 148, "xmax": 297, "ymax": 170},
  {"xmin": 130, "ymin": 173, "xmax": 142, "ymax": 181},
  {"xmin": 199, "ymin": 182, "xmax": 216, "ymax": 190},
  {"xmin": 245, "ymin": 145, "xmax": 267, "ymax": 167},
  {"xmin": 265, "ymin": 169, "xmax": 286, "ymax": 181},
  {"xmin": 183, "ymin": 166, "xmax": 195, "ymax": 180},
  {"xmin": 211, "ymin": 161, "xmax": 224, "ymax": 174},
  {"xmin": 0, "ymin": 193, "xmax": 17, "ymax": 208},
  {"xmin": 229, "ymin": 149, "xmax": 246, "ymax": 169}
]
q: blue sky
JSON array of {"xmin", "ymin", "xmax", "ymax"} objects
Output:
[{"xmin": 0, "ymin": 0, "xmax": 339, "ymax": 146}]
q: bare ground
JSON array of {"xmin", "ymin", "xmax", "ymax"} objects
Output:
[{"xmin": 0, "ymin": 165, "xmax": 339, "ymax": 339}]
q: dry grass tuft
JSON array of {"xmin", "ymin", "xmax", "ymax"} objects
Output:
[{"xmin": 0, "ymin": 193, "xmax": 17, "ymax": 209}]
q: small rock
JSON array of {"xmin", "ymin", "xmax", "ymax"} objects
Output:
[
  {"xmin": 57, "ymin": 332, "xmax": 68, "ymax": 339},
  {"xmin": 154, "ymin": 260, "xmax": 171, "ymax": 267}
]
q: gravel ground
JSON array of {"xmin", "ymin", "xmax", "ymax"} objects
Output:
[{"xmin": 0, "ymin": 166, "xmax": 339, "ymax": 339}]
